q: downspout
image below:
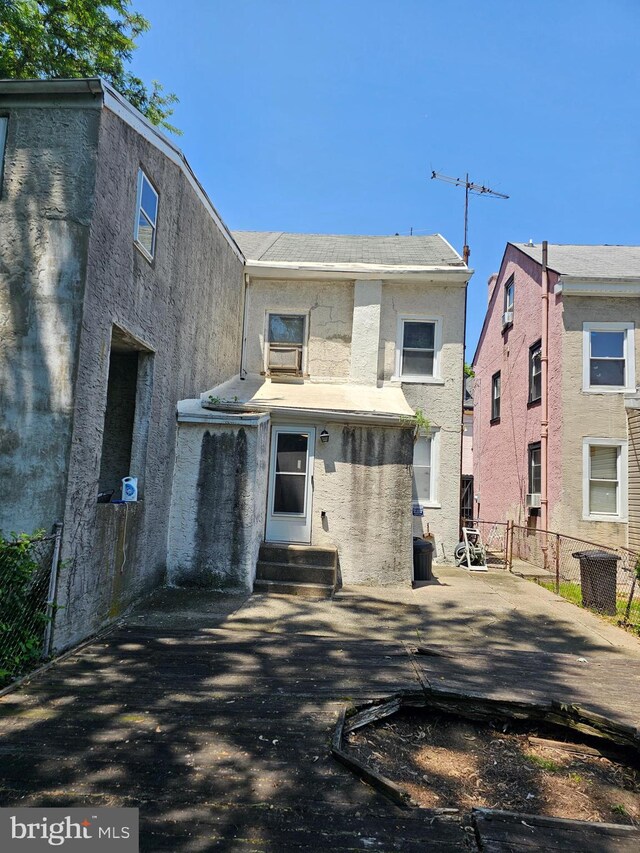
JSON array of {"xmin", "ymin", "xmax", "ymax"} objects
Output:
[
  {"xmin": 240, "ymin": 273, "xmax": 250, "ymax": 379},
  {"xmin": 540, "ymin": 241, "xmax": 549, "ymax": 538}
]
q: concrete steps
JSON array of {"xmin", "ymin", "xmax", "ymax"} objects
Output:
[{"xmin": 254, "ymin": 543, "xmax": 338, "ymax": 598}]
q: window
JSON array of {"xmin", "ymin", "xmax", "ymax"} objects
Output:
[
  {"xmin": 134, "ymin": 169, "xmax": 158, "ymax": 260},
  {"xmin": 529, "ymin": 340, "xmax": 542, "ymax": 403},
  {"xmin": 395, "ymin": 317, "xmax": 441, "ymax": 381},
  {"xmin": 528, "ymin": 442, "xmax": 541, "ymax": 494},
  {"xmin": 504, "ymin": 277, "xmax": 514, "ymax": 314},
  {"xmin": 582, "ymin": 439, "xmax": 627, "ymax": 521},
  {"xmin": 583, "ymin": 322, "xmax": 635, "ymax": 392},
  {"xmin": 0, "ymin": 116, "xmax": 7, "ymax": 195},
  {"xmin": 491, "ymin": 372, "xmax": 501, "ymax": 421},
  {"xmin": 266, "ymin": 313, "xmax": 306, "ymax": 374},
  {"xmin": 412, "ymin": 432, "xmax": 439, "ymax": 506}
]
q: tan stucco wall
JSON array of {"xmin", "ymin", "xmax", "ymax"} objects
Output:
[
  {"xmin": 245, "ymin": 279, "xmax": 353, "ymax": 379},
  {"xmin": 552, "ymin": 295, "xmax": 639, "ymax": 547}
]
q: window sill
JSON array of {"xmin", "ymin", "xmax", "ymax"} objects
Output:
[
  {"xmin": 582, "ymin": 513, "xmax": 626, "ymax": 523},
  {"xmin": 527, "ymin": 397, "xmax": 541, "ymax": 408},
  {"xmin": 414, "ymin": 501, "xmax": 441, "ymax": 510},
  {"xmin": 582, "ymin": 387, "xmax": 635, "ymax": 395},
  {"xmin": 134, "ymin": 240, "xmax": 154, "ymax": 263},
  {"xmin": 392, "ymin": 375, "xmax": 445, "ymax": 385},
  {"xmin": 490, "ymin": 417, "xmax": 500, "ymax": 425}
]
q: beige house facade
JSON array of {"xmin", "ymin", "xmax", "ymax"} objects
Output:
[{"xmin": 167, "ymin": 232, "xmax": 471, "ymax": 591}]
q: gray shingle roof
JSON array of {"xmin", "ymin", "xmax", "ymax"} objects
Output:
[
  {"xmin": 512, "ymin": 243, "xmax": 640, "ymax": 279},
  {"xmin": 232, "ymin": 231, "xmax": 464, "ymax": 267}
]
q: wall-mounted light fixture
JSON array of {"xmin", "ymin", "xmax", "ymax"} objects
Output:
[{"xmin": 320, "ymin": 429, "xmax": 329, "ymax": 443}]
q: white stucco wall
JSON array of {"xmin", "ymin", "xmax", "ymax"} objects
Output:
[
  {"xmin": 244, "ymin": 279, "xmax": 353, "ymax": 379},
  {"xmin": 310, "ymin": 421, "xmax": 415, "ymax": 584},
  {"xmin": 553, "ymin": 295, "xmax": 640, "ymax": 548},
  {"xmin": 350, "ymin": 280, "xmax": 382, "ymax": 385},
  {"xmin": 167, "ymin": 414, "xmax": 270, "ymax": 590}
]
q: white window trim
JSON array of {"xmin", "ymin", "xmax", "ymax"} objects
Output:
[
  {"xmin": 582, "ymin": 321, "xmax": 635, "ymax": 393},
  {"xmin": 504, "ymin": 277, "xmax": 514, "ymax": 313},
  {"xmin": 582, "ymin": 437, "xmax": 628, "ymax": 522},
  {"xmin": 393, "ymin": 315, "xmax": 443, "ymax": 383},
  {"xmin": 134, "ymin": 169, "xmax": 159, "ymax": 261},
  {"xmin": 263, "ymin": 310, "xmax": 309, "ymax": 375},
  {"xmin": 412, "ymin": 428, "xmax": 440, "ymax": 509}
]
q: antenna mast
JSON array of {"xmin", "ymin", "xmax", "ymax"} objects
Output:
[{"xmin": 430, "ymin": 171, "xmax": 509, "ymax": 264}]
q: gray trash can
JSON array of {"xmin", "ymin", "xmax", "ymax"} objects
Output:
[
  {"xmin": 571, "ymin": 550, "xmax": 619, "ymax": 615},
  {"xmin": 413, "ymin": 538, "xmax": 434, "ymax": 584}
]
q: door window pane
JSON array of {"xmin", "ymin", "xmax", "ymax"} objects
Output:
[
  {"xmin": 276, "ymin": 433, "xmax": 308, "ymax": 473},
  {"xmin": 269, "ymin": 315, "xmax": 305, "ymax": 344},
  {"xmin": 274, "ymin": 474, "xmax": 306, "ymax": 514}
]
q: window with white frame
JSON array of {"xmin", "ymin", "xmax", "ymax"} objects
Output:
[
  {"xmin": 412, "ymin": 432, "xmax": 438, "ymax": 505},
  {"xmin": 134, "ymin": 169, "xmax": 159, "ymax": 260},
  {"xmin": 528, "ymin": 442, "xmax": 541, "ymax": 495},
  {"xmin": 504, "ymin": 277, "xmax": 514, "ymax": 314},
  {"xmin": 0, "ymin": 116, "xmax": 8, "ymax": 196},
  {"xmin": 396, "ymin": 318, "xmax": 440, "ymax": 380},
  {"xmin": 583, "ymin": 439, "xmax": 627, "ymax": 521},
  {"xmin": 583, "ymin": 322, "xmax": 635, "ymax": 392},
  {"xmin": 266, "ymin": 313, "xmax": 306, "ymax": 375},
  {"xmin": 529, "ymin": 340, "xmax": 542, "ymax": 403}
]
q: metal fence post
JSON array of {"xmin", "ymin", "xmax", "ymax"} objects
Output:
[
  {"xmin": 506, "ymin": 520, "xmax": 514, "ymax": 572},
  {"xmin": 42, "ymin": 522, "xmax": 63, "ymax": 659},
  {"xmin": 555, "ymin": 533, "xmax": 560, "ymax": 595}
]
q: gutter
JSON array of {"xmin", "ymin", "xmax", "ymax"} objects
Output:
[{"xmin": 244, "ymin": 260, "xmax": 472, "ymax": 283}]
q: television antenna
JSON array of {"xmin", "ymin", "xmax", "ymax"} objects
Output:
[{"xmin": 430, "ymin": 171, "xmax": 509, "ymax": 265}]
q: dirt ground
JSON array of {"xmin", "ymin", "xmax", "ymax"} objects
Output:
[{"xmin": 345, "ymin": 709, "xmax": 640, "ymax": 824}]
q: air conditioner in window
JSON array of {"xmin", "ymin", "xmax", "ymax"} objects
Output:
[
  {"xmin": 267, "ymin": 344, "xmax": 302, "ymax": 375},
  {"xmin": 502, "ymin": 311, "xmax": 514, "ymax": 327},
  {"xmin": 526, "ymin": 493, "xmax": 541, "ymax": 509}
]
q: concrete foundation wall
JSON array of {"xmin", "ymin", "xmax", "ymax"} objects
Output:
[
  {"xmin": 312, "ymin": 422, "xmax": 414, "ymax": 584},
  {"xmin": 54, "ymin": 107, "xmax": 245, "ymax": 649},
  {"xmin": 0, "ymin": 100, "xmax": 100, "ymax": 535},
  {"xmin": 167, "ymin": 417, "xmax": 270, "ymax": 590},
  {"xmin": 244, "ymin": 279, "xmax": 353, "ymax": 379}
]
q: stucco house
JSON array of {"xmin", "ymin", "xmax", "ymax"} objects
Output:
[
  {"xmin": 1, "ymin": 76, "xmax": 471, "ymax": 648},
  {"xmin": 0, "ymin": 78, "xmax": 244, "ymax": 649},
  {"xmin": 473, "ymin": 242, "xmax": 640, "ymax": 550},
  {"xmin": 167, "ymin": 231, "xmax": 472, "ymax": 594}
]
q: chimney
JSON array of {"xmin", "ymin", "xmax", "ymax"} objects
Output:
[{"xmin": 487, "ymin": 273, "xmax": 499, "ymax": 305}]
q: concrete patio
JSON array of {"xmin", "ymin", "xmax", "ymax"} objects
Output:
[{"xmin": 1, "ymin": 567, "xmax": 639, "ymax": 850}]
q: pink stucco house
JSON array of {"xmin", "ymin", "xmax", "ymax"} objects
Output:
[{"xmin": 473, "ymin": 242, "xmax": 640, "ymax": 550}]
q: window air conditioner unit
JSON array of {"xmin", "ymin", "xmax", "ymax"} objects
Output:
[
  {"xmin": 502, "ymin": 311, "xmax": 513, "ymax": 327},
  {"xmin": 526, "ymin": 493, "xmax": 541, "ymax": 509},
  {"xmin": 267, "ymin": 344, "xmax": 302, "ymax": 375}
]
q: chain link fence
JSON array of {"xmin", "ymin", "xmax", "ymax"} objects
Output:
[
  {"xmin": 0, "ymin": 525, "xmax": 62, "ymax": 689},
  {"xmin": 507, "ymin": 523, "xmax": 640, "ymax": 632}
]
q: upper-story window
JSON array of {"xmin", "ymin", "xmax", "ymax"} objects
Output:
[
  {"xmin": 529, "ymin": 340, "xmax": 542, "ymax": 403},
  {"xmin": 583, "ymin": 322, "xmax": 635, "ymax": 392},
  {"xmin": 266, "ymin": 313, "xmax": 306, "ymax": 376},
  {"xmin": 395, "ymin": 317, "xmax": 441, "ymax": 382},
  {"xmin": 134, "ymin": 169, "xmax": 159, "ymax": 261},
  {"xmin": 491, "ymin": 371, "xmax": 501, "ymax": 422},
  {"xmin": 0, "ymin": 116, "xmax": 8, "ymax": 196},
  {"xmin": 503, "ymin": 276, "xmax": 514, "ymax": 323}
]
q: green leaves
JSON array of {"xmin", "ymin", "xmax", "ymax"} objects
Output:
[{"xmin": 0, "ymin": 1, "xmax": 180, "ymax": 133}]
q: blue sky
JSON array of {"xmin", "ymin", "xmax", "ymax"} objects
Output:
[{"xmin": 133, "ymin": 0, "xmax": 640, "ymax": 353}]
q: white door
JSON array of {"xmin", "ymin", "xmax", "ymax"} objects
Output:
[{"xmin": 265, "ymin": 426, "xmax": 315, "ymax": 544}]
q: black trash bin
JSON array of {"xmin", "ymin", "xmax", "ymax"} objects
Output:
[
  {"xmin": 571, "ymin": 550, "xmax": 619, "ymax": 615},
  {"xmin": 413, "ymin": 537, "xmax": 434, "ymax": 585}
]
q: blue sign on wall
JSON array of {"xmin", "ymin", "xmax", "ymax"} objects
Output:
[{"xmin": 412, "ymin": 504, "xmax": 424, "ymax": 517}]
